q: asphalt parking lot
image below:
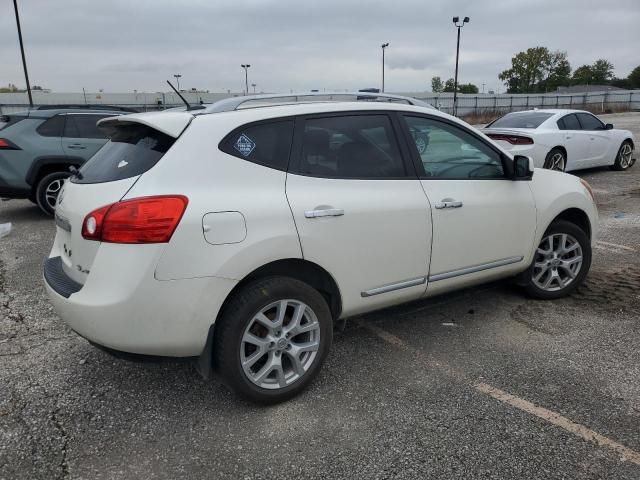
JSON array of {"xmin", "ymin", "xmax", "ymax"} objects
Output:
[{"xmin": 1, "ymin": 112, "xmax": 639, "ymax": 480}]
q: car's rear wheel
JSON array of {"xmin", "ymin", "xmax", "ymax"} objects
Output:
[
  {"xmin": 610, "ymin": 140, "xmax": 634, "ymax": 171},
  {"xmin": 524, "ymin": 220, "xmax": 591, "ymax": 299},
  {"xmin": 35, "ymin": 171, "xmax": 69, "ymax": 216},
  {"xmin": 543, "ymin": 148, "xmax": 566, "ymax": 172},
  {"xmin": 213, "ymin": 276, "xmax": 333, "ymax": 404}
]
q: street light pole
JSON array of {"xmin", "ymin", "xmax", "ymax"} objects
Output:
[
  {"xmin": 241, "ymin": 64, "xmax": 251, "ymax": 95},
  {"xmin": 13, "ymin": 0, "xmax": 33, "ymax": 107},
  {"xmin": 381, "ymin": 43, "xmax": 389, "ymax": 92},
  {"xmin": 452, "ymin": 16, "xmax": 469, "ymax": 116},
  {"xmin": 173, "ymin": 74, "xmax": 182, "ymax": 91},
  {"xmin": 251, "ymin": 83, "xmax": 256, "ymax": 94}
]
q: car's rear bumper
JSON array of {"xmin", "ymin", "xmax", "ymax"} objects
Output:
[{"xmin": 44, "ymin": 247, "xmax": 237, "ymax": 357}]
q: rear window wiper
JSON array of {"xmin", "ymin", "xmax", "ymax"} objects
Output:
[{"xmin": 69, "ymin": 165, "xmax": 83, "ymax": 180}]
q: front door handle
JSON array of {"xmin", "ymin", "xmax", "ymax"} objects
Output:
[
  {"xmin": 67, "ymin": 144, "xmax": 86, "ymax": 149},
  {"xmin": 304, "ymin": 208, "xmax": 344, "ymax": 218},
  {"xmin": 434, "ymin": 198, "xmax": 463, "ymax": 209}
]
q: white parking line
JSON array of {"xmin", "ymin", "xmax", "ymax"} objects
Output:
[
  {"xmin": 595, "ymin": 240, "xmax": 636, "ymax": 252},
  {"xmin": 360, "ymin": 321, "xmax": 640, "ymax": 466}
]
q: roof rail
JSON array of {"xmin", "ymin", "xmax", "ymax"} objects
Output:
[
  {"xmin": 201, "ymin": 92, "xmax": 433, "ymax": 114},
  {"xmin": 33, "ymin": 104, "xmax": 140, "ymax": 113}
]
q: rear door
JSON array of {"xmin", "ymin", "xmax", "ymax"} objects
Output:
[
  {"xmin": 399, "ymin": 114, "xmax": 536, "ymax": 296},
  {"xmin": 576, "ymin": 113, "xmax": 610, "ymax": 166},
  {"xmin": 286, "ymin": 112, "xmax": 432, "ymax": 317},
  {"xmin": 61, "ymin": 113, "xmax": 113, "ymax": 160},
  {"xmin": 557, "ymin": 114, "xmax": 590, "ymax": 169}
]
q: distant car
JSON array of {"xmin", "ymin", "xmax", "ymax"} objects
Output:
[
  {"xmin": 482, "ymin": 109, "xmax": 635, "ymax": 172},
  {"xmin": 44, "ymin": 93, "xmax": 597, "ymax": 403},
  {"xmin": 0, "ymin": 106, "xmax": 133, "ymax": 215}
]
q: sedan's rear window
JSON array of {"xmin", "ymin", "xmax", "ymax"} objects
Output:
[
  {"xmin": 72, "ymin": 124, "xmax": 174, "ymax": 184},
  {"xmin": 487, "ymin": 112, "xmax": 553, "ymax": 129}
]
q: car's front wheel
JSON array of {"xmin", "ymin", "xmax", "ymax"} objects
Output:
[
  {"xmin": 35, "ymin": 171, "xmax": 69, "ymax": 216},
  {"xmin": 213, "ymin": 277, "xmax": 333, "ymax": 404},
  {"xmin": 524, "ymin": 220, "xmax": 591, "ymax": 300},
  {"xmin": 610, "ymin": 140, "xmax": 634, "ymax": 171}
]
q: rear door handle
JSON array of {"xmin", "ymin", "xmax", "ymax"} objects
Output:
[
  {"xmin": 304, "ymin": 208, "xmax": 344, "ymax": 218},
  {"xmin": 67, "ymin": 144, "xmax": 86, "ymax": 149},
  {"xmin": 434, "ymin": 199, "xmax": 463, "ymax": 209}
]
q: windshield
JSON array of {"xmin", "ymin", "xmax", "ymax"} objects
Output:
[{"xmin": 487, "ymin": 112, "xmax": 554, "ymax": 129}]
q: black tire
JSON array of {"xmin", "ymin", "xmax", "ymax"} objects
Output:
[
  {"xmin": 610, "ymin": 140, "xmax": 634, "ymax": 171},
  {"xmin": 213, "ymin": 276, "xmax": 333, "ymax": 404},
  {"xmin": 523, "ymin": 220, "xmax": 591, "ymax": 300},
  {"xmin": 543, "ymin": 148, "xmax": 566, "ymax": 172},
  {"xmin": 35, "ymin": 171, "xmax": 69, "ymax": 216}
]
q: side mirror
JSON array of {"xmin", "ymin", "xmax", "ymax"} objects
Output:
[
  {"xmin": 605, "ymin": 123, "xmax": 614, "ymax": 130},
  {"xmin": 513, "ymin": 155, "xmax": 534, "ymax": 180}
]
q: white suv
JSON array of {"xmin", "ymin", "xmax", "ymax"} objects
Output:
[{"xmin": 44, "ymin": 93, "xmax": 598, "ymax": 403}]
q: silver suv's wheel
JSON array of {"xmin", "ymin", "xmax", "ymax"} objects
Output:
[
  {"xmin": 35, "ymin": 171, "xmax": 69, "ymax": 216},
  {"xmin": 524, "ymin": 220, "xmax": 591, "ymax": 299},
  {"xmin": 214, "ymin": 277, "xmax": 332, "ymax": 404}
]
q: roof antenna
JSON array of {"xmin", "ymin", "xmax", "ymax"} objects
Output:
[{"xmin": 166, "ymin": 80, "xmax": 204, "ymax": 111}]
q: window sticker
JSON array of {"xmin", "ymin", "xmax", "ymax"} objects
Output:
[{"xmin": 234, "ymin": 133, "xmax": 256, "ymax": 157}]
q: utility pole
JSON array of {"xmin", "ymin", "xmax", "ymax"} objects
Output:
[
  {"xmin": 381, "ymin": 43, "xmax": 389, "ymax": 92},
  {"xmin": 13, "ymin": 0, "xmax": 33, "ymax": 107},
  {"xmin": 173, "ymin": 74, "xmax": 182, "ymax": 91},
  {"xmin": 452, "ymin": 16, "xmax": 469, "ymax": 116},
  {"xmin": 241, "ymin": 64, "xmax": 251, "ymax": 95}
]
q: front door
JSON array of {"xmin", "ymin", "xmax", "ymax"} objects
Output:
[
  {"xmin": 286, "ymin": 113, "xmax": 432, "ymax": 317},
  {"xmin": 400, "ymin": 114, "xmax": 537, "ymax": 296}
]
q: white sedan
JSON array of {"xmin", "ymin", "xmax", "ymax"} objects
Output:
[{"xmin": 482, "ymin": 109, "xmax": 635, "ymax": 172}]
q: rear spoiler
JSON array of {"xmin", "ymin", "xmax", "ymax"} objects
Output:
[{"xmin": 97, "ymin": 111, "xmax": 194, "ymax": 138}]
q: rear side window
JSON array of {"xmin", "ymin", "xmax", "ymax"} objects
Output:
[
  {"xmin": 64, "ymin": 115, "xmax": 111, "ymax": 139},
  {"xmin": 73, "ymin": 124, "xmax": 174, "ymax": 184},
  {"xmin": 219, "ymin": 120, "xmax": 294, "ymax": 171},
  {"xmin": 487, "ymin": 112, "xmax": 553, "ymax": 129},
  {"xmin": 577, "ymin": 113, "xmax": 604, "ymax": 130},
  {"xmin": 558, "ymin": 114, "xmax": 580, "ymax": 130},
  {"xmin": 294, "ymin": 114, "xmax": 406, "ymax": 178},
  {"xmin": 36, "ymin": 115, "xmax": 65, "ymax": 137}
]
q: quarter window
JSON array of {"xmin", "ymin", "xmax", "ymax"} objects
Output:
[
  {"xmin": 577, "ymin": 113, "xmax": 604, "ymax": 131},
  {"xmin": 403, "ymin": 116, "xmax": 504, "ymax": 179},
  {"xmin": 36, "ymin": 115, "xmax": 65, "ymax": 137},
  {"xmin": 296, "ymin": 114, "xmax": 406, "ymax": 178},
  {"xmin": 219, "ymin": 120, "xmax": 294, "ymax": 171},
  {"xmin": 63, "ymin": 114, "xmax": 111, "ymax": 139}
]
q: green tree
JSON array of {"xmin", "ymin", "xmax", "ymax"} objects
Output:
[
  {"xmin": 572, "ymin": 65, "xmax": 594, "ymax": 85},
  {"xmin": 443, "ymin": 78, "xmax": 456, "ymax": 92},
  {"xmin": 590, "ymin": 59, "xmax": 614, "ymax": 83},
  {"xmin": 539, "ymin": 51, "xmax": 571, "ymax": 92},
  {"xmin": 499, "ymin": 47, "xmax": 552, "ymax": 93},
  {"xmin": 628, "ymin": 65, "xmax": 640, "ymax": 88},
  {"xmin": 431, "ymin": 76, "xmax": 444, "ymax": 93},
  {"xmin": 459, "ymin": 83, "xmax": 479, "ymax": 94}
]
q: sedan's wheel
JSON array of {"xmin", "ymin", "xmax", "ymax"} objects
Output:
[
  {"xmin": 35, "ymin": 171, "xmax": 70, "ymax": 216},
  {"xmin": 214, "ymin": 277, "xmax": 332, "ymax": 404},
  {"xmin": 543, "ymin": 148, "xmax": 566, "ymax": 172},
  {"xmin": 610, "ymin": 140, "xmax": 634, "ymax": 171},
  {"xmin": 524, "ymin": 220, "xmax": 591, "ymax": 299}
]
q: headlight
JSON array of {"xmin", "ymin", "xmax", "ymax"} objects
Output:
[{"xmin": 580, "ymin": 178, "xmax": 596, "ymax": 204}]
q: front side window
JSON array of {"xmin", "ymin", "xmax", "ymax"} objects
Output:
[
  {"xmin": 219, "ymin": 120, "xmax": 294, "ymax": 171},
  {"xmin": 296, "ymin": 114, "xmax": 406, "ymax": 178},
  {"xmin": 577, "ymin": 113, "xmax": 604, "ymax": 131},
  {"xmin": 403, "ymin": 116, "xmax": 504, "ymax": 179},
  {"xmin": 558, "ymin": 114, "xmax": 580, "ymax": 130},
  {"xmin": 63, "ymin": 114, "xmax": 111, "ymax": 139}
]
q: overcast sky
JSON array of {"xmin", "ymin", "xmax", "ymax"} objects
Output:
[{"xmin": 1, "ymin": 0, "xmax": 638, "ymax": 94}]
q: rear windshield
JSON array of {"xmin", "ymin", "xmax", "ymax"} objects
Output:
[
  {"xmin": 487, "ymin": 112, "xmax": 553, "ymax": 129},
  {"xmin": 72, "ymin": 124, "xmax": 175, "ymax": 184}
]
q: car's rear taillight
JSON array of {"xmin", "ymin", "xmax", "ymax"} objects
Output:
[
  {"xmin": 82, "ymin": 195, "xmax": 188, "ymax": 244},
  {"xmin": 0, "ymin": 138, "xmax": 20, "ymax": 150},
  {"xmin": 487, "ymin": 134, "xmax": 534, "ymax": 145}
]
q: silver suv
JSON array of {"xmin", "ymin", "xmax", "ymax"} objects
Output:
[{"xmin": 0, "ymin": 105, "xmax": 134, "ymax": 215}]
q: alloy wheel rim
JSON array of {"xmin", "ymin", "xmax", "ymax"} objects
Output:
[
  {"xmin": 241, "ymin": 299, "xmax": 321, "ymax": 390},
  {"xmin": 619, "ymin": 144, "xmax": 632, "ymax": 169},
  {"xmin": 45, "ymin": 179, "xmax": 64, "ymax": 209},
  {"xmin": 550, "ymin": 153, "xmax": 565, "ymax": 171},
  {"xmin": 532, "ymin": 233, "xmax": 583, "ymax": 292}
]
